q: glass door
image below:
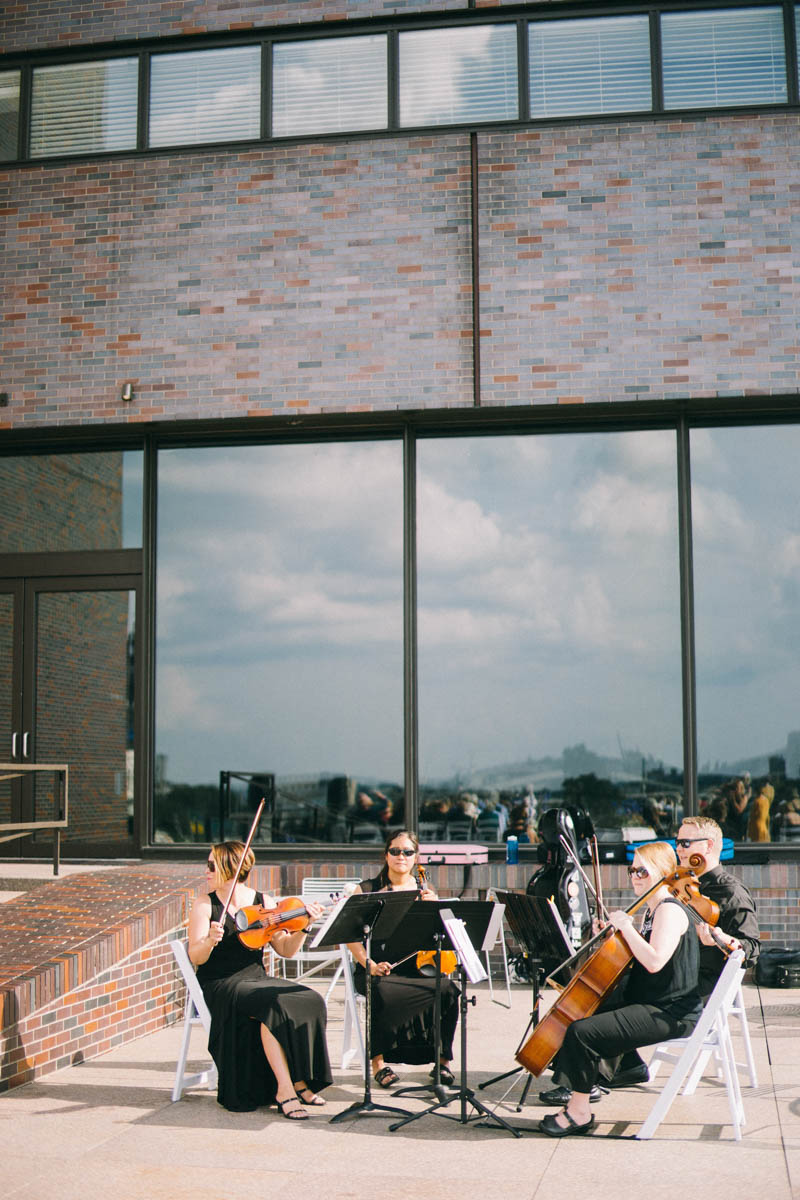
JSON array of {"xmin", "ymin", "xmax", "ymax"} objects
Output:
[{"xmin": 3, "ymin": 575, "xmax": 139, "ymax": 857}]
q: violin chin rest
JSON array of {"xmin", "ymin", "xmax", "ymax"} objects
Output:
[{"xmin": 234, "ymin": 909, "xmax": 250, "ymax": 931}]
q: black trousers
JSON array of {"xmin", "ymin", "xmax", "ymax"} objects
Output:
[{"xmin": 557, "ymin": 1002, "xmax": 694, "ymax": 1095}]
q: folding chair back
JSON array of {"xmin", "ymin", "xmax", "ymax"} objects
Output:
[
  {"xmin": 290, "ymin": 878, "xmax": 360, "ymax": 1001},
  {"xmin": 637, "ymin": 949, "xmax": 746, "ymax": 1139},
  {"xmin": 339, "ymin": 945, "xmax": 366, "ymax": 1070},
  {"xmin": 169, "ymin": 938, "xmax": 218, "ymax": 1102}
]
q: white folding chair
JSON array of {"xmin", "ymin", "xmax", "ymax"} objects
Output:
[
  {"xmin": 637, "ymin": 949, "xmax": 746, "ymax": 1140},
  {"xmin": 485, "ymin": 888, "xmax": 512, "ymax": 1008},
  {"xmin": 290, "ymin": 878, "xmax": 360, "ymax": 1001},
  {"xmin": 169, "ymin": 938, "xmax": 218, "ymax": 1102},
  {"xmin": 339, "ymin": 945, "xmax": 366, "ymax": 1070}
]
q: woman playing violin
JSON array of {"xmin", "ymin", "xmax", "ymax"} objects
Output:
[
  {"xmin": 188, "ymin": 841, "xmax": 332, "ymax": 1118},
  {"xmin": 346, "ymin": 830, "xmax": 459, "ymax": 1090},
  {"xmin": 539, "ymin": 840, "xmax": 702, "ymax": 1138}
]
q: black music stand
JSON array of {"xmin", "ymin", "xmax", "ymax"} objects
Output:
[
  {"xmin": 386, "ymin": 901, "xmax": 520, "ymax": 1138},
  {"xmin": 478, "ymin": 891, "xmax": 573, "ymax": 1111},
  {"xmin": 313, "ymin": 891, "xmax": 418, "ymax": 1124}
]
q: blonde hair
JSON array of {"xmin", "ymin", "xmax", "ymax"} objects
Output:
[
  {"xmin": 209, "ymin": 841, "xmax": 255, "ymax": 884},
  {"xmin": 633, "ymin": 840, "xmax": 678, "ymax": 882},
  {"xmin": 679, "ymin": 815, "xmax": 723, "ymax": 854}
]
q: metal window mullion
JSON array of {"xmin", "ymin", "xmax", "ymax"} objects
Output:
[
  {"xmin": 650, "ymin": 10, "xmax": 664, "ymax": 113},
  {"xmin": 677, "ymin": 417, "xmax": 698, "ymax": 817},
  {"xmin": 784, "ymin": 1, "xmax": 799, "ymax": 105},
  {"xmin": 262, "ymin": 40, "xmax": 271, "ymax": 141},
  {"xmin": 18, "ymin": 64, "xmax": 32, "ymax": 160},
  {"xmin": 138, "ymin": 52, "xmax": 150, "ymax": 151},
  {"xmin": 517, "ymin": 18, "xmax": 530, "ymax": 123},
  {"xmin": 403, "ymin": 428, "xmax": 419, "ymax": 830},
  {"xmin": 387, "ymin": 29, "xmax": 399, "ymax": 130}
]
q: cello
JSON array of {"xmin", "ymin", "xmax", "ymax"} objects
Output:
[{"xmin": 515, "ymin": 854, "xmax": 725, "ymax": 1077}]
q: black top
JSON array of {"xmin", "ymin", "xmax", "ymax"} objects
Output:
[
  {"xmin": 697, "ymin": 865, "xmax": 760, "ymax": 995},
  {"xmin": 625, "ymin": 897, "xmax": 702, "ymax": 1020},
  {"xmin": 196, "ymin": 891, "xmax": 265, "ymax": 983}
]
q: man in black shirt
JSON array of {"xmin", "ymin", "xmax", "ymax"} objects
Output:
[{"xmin": 675, "ymin": 815, "xmax": 760, "ymax": 996}]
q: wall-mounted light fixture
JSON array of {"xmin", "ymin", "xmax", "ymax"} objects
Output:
[{"xmin": 120, "ymin": 382, "xmax": 134, "ymax": 402}]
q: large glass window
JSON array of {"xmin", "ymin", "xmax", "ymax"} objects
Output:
[
  {"xmin": 149, "ymin": 46, "xmax": 261, "ymax": 148},
  {"xmin": 0, "ymin": 450, "xmax": 143, "ymax": 552},
  {"xmin": 0, "ymin": 70, "xmax": 20, "ymax": 161},
  {"xmin": 399, "ymin": 24, "xmax": 518, "ymax": 127},
  {"xmin": 154, "ymin": 441, "xmax": 403, "ymax": 846},
  {"xmin": 692, "ymin": 425, "xmax": 800, "ymax": 844},
  {"xmin": 272, "ymin": 35, "xmax": 387, "ymax": 136},
  {"xmin": 529, "ymin": 16, "xmax": 652, "ymax": 118},
  {"xmin": 661, "ymin": 7, "xmax": 787, "ymax": 110},
  {"xmin": 30, "ymin": 58, "xmax": 139, "ymax": 157},
  {"xmin": 416, "ymin": 431, "xmax": 683, "ymax": 846}
]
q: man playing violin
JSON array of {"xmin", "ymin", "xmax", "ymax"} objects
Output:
[
  {"xmin": 188, "ymin": 841, "xmax": 332, "ymax": 1118},
  {"xmin": 675, "ymin": 815, "xmax": 760, "ymax": 996}
]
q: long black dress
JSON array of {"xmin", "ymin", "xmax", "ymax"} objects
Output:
[
  {"xmin": 353, "ymin": 875, "xmax": 460, "ymax": 1065},
  {"xmin": 196, "ymin": 891, "xmax": 332, "ymax": 1112}
]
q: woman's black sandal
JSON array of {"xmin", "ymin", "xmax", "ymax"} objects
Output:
[
  {"xmin": 374, "ymin": 1065, "xmax": 399, "ymax": 1088},
  {"xmin": 295, "ymin": 1087, "xmax": 326, "ymax": 1106},
  {"xmin": 276, "ymin": 1096, "xmax": 309, "ymax": 1120},
  {"xmin": 432, "ymin": 1064, "xmax": 455, "ymax": 1086}
]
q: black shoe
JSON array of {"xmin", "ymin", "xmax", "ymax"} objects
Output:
[
  {"xmin": 538, "ymin": 1110, "xmax": 595, "ymax": 1138},
  {"xmin": 604, "ymin": 1064, "xmax": 650, "ymax": 1089},
  {"xmin": 539, "ymin": 1084, "xmax": 604, "ymax": 1105},
  {"xmin": 431, "ymin": 1065, "xmax": 455, "ymax": 1087}
]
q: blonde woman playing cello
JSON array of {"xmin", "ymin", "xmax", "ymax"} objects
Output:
[{"xmin": 538, "ymin": 840, "xmax": 702, "ymax": 1137}]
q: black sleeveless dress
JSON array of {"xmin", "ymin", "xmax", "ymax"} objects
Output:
[
  {"xmin": 353, "ymin": 875, "xmax": 460, "ymax": 1064},
  {"xmin": 195, "ymin": 891, "xmax": 332, "ymax": 1111}
]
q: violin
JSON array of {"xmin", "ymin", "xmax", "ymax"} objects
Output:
[
  {"xmin": 515, "ymin": 855, "xmax": 725, "ymax": 1077},
  {"xmin": 415, "ymin": 866, "xmax": 458, "ymax": 976},
  {"xmin": 234, "ymin": 895, "xmax": 334, "ymax": 949}
]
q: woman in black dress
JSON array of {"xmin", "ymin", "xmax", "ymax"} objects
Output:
[
  {"xmin": 188, "ymin": 841, "xmax": 332, "ymax": 1118},
  {"xmin": 538, "ymin": 839, "xmax": 702, "ymax": 1137},
  {"xmin": 346, "ymin": 829, "xmax": 459, "ymax": 1089}
]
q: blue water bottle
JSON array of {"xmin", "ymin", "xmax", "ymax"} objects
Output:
[{"xmin": 506, "ymin": 835, "xmax": 519, "ymax": 865}]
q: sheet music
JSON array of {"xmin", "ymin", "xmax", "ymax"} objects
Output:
[{"xmin": 440, "ymin": 906, "xmax": 488, "ymax": 985}]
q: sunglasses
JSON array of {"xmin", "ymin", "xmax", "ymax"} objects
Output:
[
  {"xmin": 205, "ymin": 860, "xmax": 217, "ymax": 871},
  {"xmin": 627, "ymin": 865, "xmax": 649, "ymax": 879},
  {"xmin": 387, "ymin": 847, "xmax": 416, "ymax": 857},
  {"xmin": 675, "ymin": 837, "xmax": 710, "ymax": 849}
]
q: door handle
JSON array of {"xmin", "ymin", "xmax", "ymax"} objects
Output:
[
  {"xmin": 12, "ymin": 731, "xmax": 18, "ymax": 759},
  {"xmin": 22, "ymin": 732, "xmax": 30, "ymax": 759}
]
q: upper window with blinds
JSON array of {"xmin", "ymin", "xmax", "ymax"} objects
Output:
[
  {"xmin": 149, "ymin": 46, "xmax": 261, "ymax": 147},
  {"xmin": 0, "ymin": 71, "xmax": 20, "ymax": 161},
  {"xmin": 399, "ymin": 24, "xmax": 518, "ymax": 127},
  {"xmin": 661, "ymin": 6, "xmax": 787, "ymax": 110},
  {"xmin": 30, "ymin": 58, "xmax": 138, "ymax": 158},
  {"xmin": 529, "ymin": 15, "xmax": 652, "ymax": 118},
  {"xmin": 272, "ymin": 34, "xmax": 387, "ymax": 137}
]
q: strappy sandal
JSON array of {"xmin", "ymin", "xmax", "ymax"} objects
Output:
[
  {"xmin": 374, "ymin": 1065, "xmax": 399, "ymax": 1089},
  {"xmin": 431, "ymin": 1064, "xmax": 455, "ymax": 1087},
  {"xmin": 295, "ymin": 1087, "xmax": 326, "ymax": 1106},
  {"xmin": 276, "ymin": 1096, "xmax": 309, "ymax": 1120}
]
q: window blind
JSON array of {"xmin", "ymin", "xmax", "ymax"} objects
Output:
[
  {"xmin": 661, "ymin": 7, "xmax": 787, "ymax": 110},
  {"xmin": 272, "ymin": 35, "xmax": 387, "ymax": 136},
  {"xmin": 30, "ymin": 59, "xmax": 138, "ymax": 157},
  {"xmin": 529, "ymin": 15, "xmax": 652, "ymax": 118},
  {"xmin": 0, "ymin": 71, "xmax": 20, "ymax": 161},
  {"xmin": 399, "ymin": 24, "xmax": 518, "ymax": 127},
  {"xmin": 149, "ymin": 45, "xmax": 261, "ymax": 147}
]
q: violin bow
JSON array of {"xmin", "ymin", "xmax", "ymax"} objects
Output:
[{"xmin": 213, "ymin": 797, "xmax": 266, "ymax": 942}]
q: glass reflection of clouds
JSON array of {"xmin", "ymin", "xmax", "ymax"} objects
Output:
[
  {"xmin": 692, "ymin": 426, "xmax": 800, "ymax": 774},
  {"xmin": 149, "ymin": 46, "xmax": 261, "ymax": 147},
  {"xmin": 155, "ymin": 442, "xmax": 403, "ymax": 786},
  {"xmin": 272, "ymin": 35, "xmax": 387, "ymax": 137},
  {"xmin": 416, "ymin": 432, "xmax": 682, "ymax": 783},
  {"xmin": 399, "ymin": 24, "xmax": 517, "ymax": 128}
]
